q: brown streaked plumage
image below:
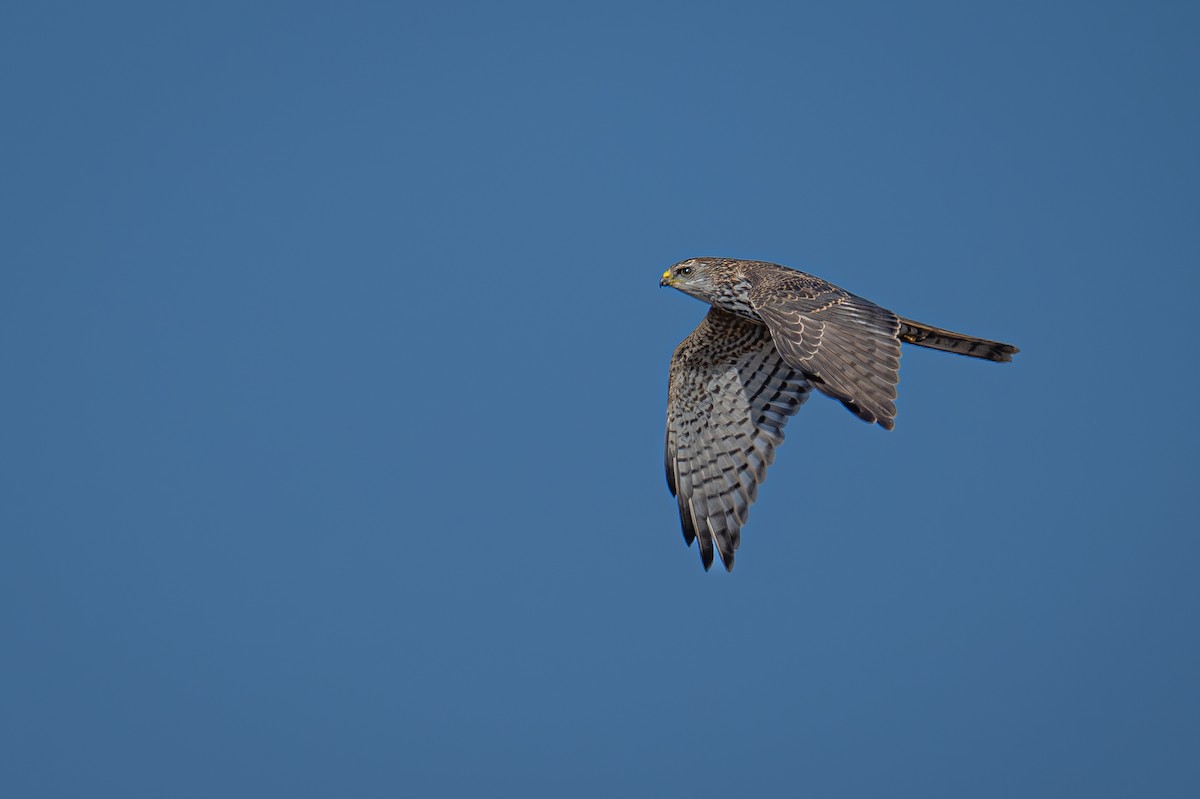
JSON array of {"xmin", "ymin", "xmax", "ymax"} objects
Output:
[{"xmin": 661, "ymin": 257, "xmax": 1019, "ymax": 571}]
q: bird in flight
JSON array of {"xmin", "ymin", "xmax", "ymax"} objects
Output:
[{"xmin": 662, "ymin": 257, "xmax": 1018, "ymax": 571}]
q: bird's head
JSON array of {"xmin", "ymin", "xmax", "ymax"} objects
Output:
[{"xmin": 659, "ymin": 258, "xmax": 736, "ymax": 305}]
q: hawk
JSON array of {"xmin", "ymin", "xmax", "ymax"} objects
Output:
[{"xmin": 662, "ymin": 257, "xmax": 1018, "ymax": 571}]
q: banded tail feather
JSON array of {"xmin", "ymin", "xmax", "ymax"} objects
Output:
[{"xmin": 898, "ymin": 318, "xmax": 1019, "ymax": 362}]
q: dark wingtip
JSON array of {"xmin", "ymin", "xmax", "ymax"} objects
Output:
[
  {"xmin": 716, "ymin": 537, "xmax": 737, "ymax": 572},
  {"xmin": 678, "ymin": 496, "xmax": 696, "ymax": 545}
]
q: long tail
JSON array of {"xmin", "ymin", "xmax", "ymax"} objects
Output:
[{"xmin": 898, "ymin": 317, "xmax": 1019, "ymax": 362}]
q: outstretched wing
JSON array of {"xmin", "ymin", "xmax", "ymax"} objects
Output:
[
  {"xmin": 665, "ymin": 308, "xmax": 811, "ymax": 571},
  {"xmin": 748, "ymin": 274, "xmax": 902, "ymax": 429}
]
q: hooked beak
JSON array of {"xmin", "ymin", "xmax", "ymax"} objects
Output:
[{"xmin": 660, "ymin": 269, "xmax": 673, "ymax": 287}]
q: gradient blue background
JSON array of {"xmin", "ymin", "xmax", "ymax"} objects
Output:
[{"xmin": 4, "ymin": 2, "xmax": 1198, "ymax": 796}]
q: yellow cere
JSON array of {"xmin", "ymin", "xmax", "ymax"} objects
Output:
[{"xmin": 662, "ymin": 270, "xmax": 673, "ymax": 281}]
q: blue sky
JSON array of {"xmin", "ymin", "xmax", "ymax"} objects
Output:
[{"xmin": 3, "ymin": 1, "xmax": 1198, "ymax": 796}]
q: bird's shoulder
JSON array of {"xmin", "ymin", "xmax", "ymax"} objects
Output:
[{"xmin": 742, "ymin": 262, "xmax": 845, "ymax": 304}]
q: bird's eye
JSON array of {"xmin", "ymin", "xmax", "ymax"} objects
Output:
[{"xmin": 678, "ymin": 267, "xmax": 693, "ymax": 276}]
